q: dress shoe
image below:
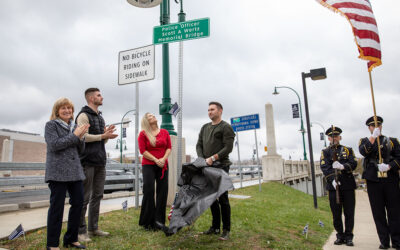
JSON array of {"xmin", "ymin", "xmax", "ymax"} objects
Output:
[
  {"xmin": 219, "ymin": 230, "xmax": 230, "ymax": 241},
  {"xmin": 78, "ymin": 233, "xmax": 92, "ymax": 242},
  {"xmin": 346, "ymin": 239, "xmax": 354, "ymax": 246},
  {"xmin": 203, "ymin": 227, "xmax": 220, "ymax": 235},
  {"xmin": 63, "ymin": 242, "xmax": 86, "ymax": 249},
  {"xmin": 155, "ymin": 221, "xmax": 173, "ymax": 237},
  {"xmin": 88, "ymin": 229, "xmax": 110, "ymax": 237},
  {"xmin": 334, "ymin": 238, "xmax": 345, "ymax": 245},
  {"xmin": 379, "ymin": 244, "xmax": 390, "ymax": 249}
]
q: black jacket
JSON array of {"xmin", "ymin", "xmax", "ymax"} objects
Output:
[
  {"xmin": 359, "ymin": 136, "xmax": 400, "ymax": 182},
  {"xmin": 76, "ymin": 106, "xmax": 106, "ymax": 167},
  {"xmin": 320, "ymin": 145, "xmax": 357, "ymax": 191}
]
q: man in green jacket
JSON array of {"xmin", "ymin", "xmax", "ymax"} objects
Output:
[{"xmin": 196, "ymin": 101, "xmax": 235, "ymax": 241}]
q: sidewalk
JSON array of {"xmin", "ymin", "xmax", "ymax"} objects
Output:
[
  {"xmin": 323, "ymin": 189, "xmax": 380, "ymax": 250},
  {"xmin": 0, "ymin": 193, "xmax": 142, "ymax": 239}
]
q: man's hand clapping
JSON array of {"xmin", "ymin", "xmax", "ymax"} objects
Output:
[{"xmin": 102, "ymin": 125, "xmax": 118, "ymax": 139}]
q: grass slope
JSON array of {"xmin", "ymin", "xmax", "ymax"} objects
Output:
[{"xmin": 0, "ymin": 182, "xmax": 333, "ymax": 249}]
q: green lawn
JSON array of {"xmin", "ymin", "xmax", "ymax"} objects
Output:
[{"xmin": 0, "ymin": 182, "xmax": 333, "ymax": 249}]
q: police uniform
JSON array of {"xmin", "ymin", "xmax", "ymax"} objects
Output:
[
  {"xmin": 359, "ymin": 116, "xmax": 400, "ymax": 249},
  {"xmin": 320, "ymin": 126, "xmax": 357, "ymax": 245}
]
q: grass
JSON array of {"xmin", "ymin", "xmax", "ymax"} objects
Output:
[{"xmin": 0, "ymin": 182, "xmax": 333, "ymax": 249}]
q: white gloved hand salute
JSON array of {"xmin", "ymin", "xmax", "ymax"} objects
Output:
[
  {"xmin": 378, "ymin": 163, "xmax": 390, "ymax": 172},
  {"xmin": 332, "ymin": 161, "xmax": 344, "ymax": 170},
  {"xmin": 372, "ymin": 127, "xmax": 381, "ymax": 138}
]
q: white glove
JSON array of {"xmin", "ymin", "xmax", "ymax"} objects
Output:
[
  {"xmin": 332, "ymin": 161, "xmax": 344, "ymax": 170},
  {"xmin": 332, "ymin": 180, "xmax": 337, "ymax": 190},
  {"xmin": 372, "ymin": 127, "xmax": 381, "ymax": 138},
  {"xmin": 378, "ymin": 163, "xmax": 390, "ymax": 172}
]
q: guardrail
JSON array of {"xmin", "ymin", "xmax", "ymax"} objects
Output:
[
  {"xmin": 0, "ymin": 163, "xmax": 142, "ymax": 199},
  {"xmin": 0, "ymin": 163, "xmax": 262, "ymax": 200}
]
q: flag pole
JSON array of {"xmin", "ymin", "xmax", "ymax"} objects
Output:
[{"xmin": 368, "ymin": 71, "xmax": 383, "ymax": 172}]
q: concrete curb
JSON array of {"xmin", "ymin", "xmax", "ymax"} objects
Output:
[
  {"xmin": 0, "ymin": 191, "xmax": 140, "ymax": 214},
  {"xmin": 0, "ymin": 204, "xmax": 18, "ymax": 213}
]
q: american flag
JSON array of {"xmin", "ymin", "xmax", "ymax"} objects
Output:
[
  {"xmin": 8, "ymin": 224, "xmax": 25, "ymax": 241},
  {"xmin": 122, "ymin": 200, "xmax": 128, "ymax": 212},
  {"xmin": 317, "ymin": 0, "xmax": 382, "ymax": 72},
  {"xmin": 302, "ymin": 223, "xmax": 309, "ymax": 236}
]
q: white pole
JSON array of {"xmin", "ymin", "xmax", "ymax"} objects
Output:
[
  {"xmin": 236, "ymin": 132, "xmax": 242, "ymax": 188},
  {"xmin": 254, "ymin": 130, "xmax": 261, "ymax": 191},
  {"xmin": 177, "ymin": 40, "xmax": 183, "ymax": 180},
  {"xmin": 135, "ymin": 83, "xmax": 140, "ymax": 208}
]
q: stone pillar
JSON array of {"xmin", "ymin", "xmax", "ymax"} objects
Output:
[
  {"xmin": 262, "ymin": 103, "xmax": 284, "ymax": 181},
  {"xmin": 1, "ymin": 139, "xmax": 13, "ymax": 162},
  {"xmin": 167, "ymin": 135, "xmax": 186, "ymax": 205}
]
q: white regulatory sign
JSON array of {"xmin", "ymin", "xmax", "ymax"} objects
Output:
[{"xmin": 118, "ymin": 44, "xmax": 155, "ymax": 85}]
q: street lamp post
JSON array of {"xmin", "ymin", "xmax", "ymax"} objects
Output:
[
  {"xmin": 301, "ymin": 67, "xmax": 327, "ymax": 209},
  {"xmin": 116, "ymin": 139, "xmax": 128, "ymax": 162},
  {"xmin": 311, "ymin": 121, "xmax": 327, "ymax": 147},
  {"xmin": 159, "ymin": 0, "xmax": 177, "ymax": 135},
  {"xmin": 273, "ymin": 86, "xmax": 307, "ymax": 161},
  {"xmin": 119, "ymin": 109, "xmax": 135, "ymax": 163}
]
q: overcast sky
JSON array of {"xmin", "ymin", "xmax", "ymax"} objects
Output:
[{"xmin": 1, "ymin": 0, "xmax": 399, "ymax": 162}]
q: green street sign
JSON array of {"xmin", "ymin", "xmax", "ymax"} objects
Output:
[{"xmin": 153, "ymin": 18, "xmax": 210, "ymax": 45}]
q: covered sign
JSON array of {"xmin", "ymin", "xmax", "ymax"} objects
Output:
[{"xmin": 127, "ymin": 0, "xmax": 162, "ymax": 8}]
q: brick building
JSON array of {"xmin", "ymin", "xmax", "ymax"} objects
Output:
[{"xmin": 0, "ymin": 129, "xmax": 46, "ymax": 163}]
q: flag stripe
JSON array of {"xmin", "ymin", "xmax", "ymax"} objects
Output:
[
  {"xmin": 356, "ymin": 38, "xmax": 380, "ymax": 51},
  {"xmin": 360, "ymin": 46, "xmax": 381, "ymax": 58},
  {"xmin": 355, "ymin": 29, "xmax": 380, "ymax": 42},
  {"xmin": 331, "ymin": 2, "xmax": 372, "ymax": 12},
  {"xmin": 325, "ymin": 0, "xmax": 371, "ymax": 8},
  {"xmin": 350, "ymin": 20, "xmax": 379, "ymax": 36},
  {"xmin": 345, "ymin": 13, "xmax": 377, "ymax": 25},
  {"xmin": 338, "ymin": 7, "xmax": 375, "ymax": 19}
]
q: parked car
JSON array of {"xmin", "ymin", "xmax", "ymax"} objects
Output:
[{"xmin": 104, "ymin": 169, "xmax": 143, "ymax": 194}]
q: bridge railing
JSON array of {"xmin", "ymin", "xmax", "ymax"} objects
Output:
[{"xmin": 282, "ymin": 160, "xmax": 322, "ymax": 182}]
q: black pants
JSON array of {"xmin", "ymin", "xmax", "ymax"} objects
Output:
[
  {"xmin": 367, "ymin": 181, "xmax": 400, "ymax": 247},
  {"xmin": 328, "ymin": 189, "xmax": 355, "ymax": 241},
  {"xmin": 139, "ymin": 165, "xmax": 169, "ymax": 229},
  {"xmin": 47, "ymin": 181, "xmax": 83, "ymax": 247},
  {"xmin": 211, "ymin": 191, "xmax": 231, "ymax": 231}
]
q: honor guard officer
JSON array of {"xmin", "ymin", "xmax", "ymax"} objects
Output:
[
  {"xmin": 359, "ymin": 116, "xmax": 400, "ymax": 250},
  {"xmin": 320, "ymin": 126, "xmax": 357, "ymax": 247}
]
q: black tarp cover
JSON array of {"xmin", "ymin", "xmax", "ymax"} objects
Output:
[{"xmin": 166, "ymin": 158, "xmax": 234, "ymax": 235}]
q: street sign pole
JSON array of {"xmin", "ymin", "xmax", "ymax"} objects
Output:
[
  {"xmin": 159, "ymin": 0, "xmax": 176, "ymax": 135},
  {"xmin": 135, "ymin": 83, "xmax": 140, "ymax": 209},
  {"xmin": 236, "ymin": 132, "xmax": 242, "ymax": 188},
  {"xmin": 176, "ymin": 1, "xmax": 186, "ymax": 182},
  {"xmin": 254, "ymin": 130, "xmax": 261, "ymax": 192},
  {"xmin": 230, "ymin": 114, "xmax": 261, "ymax": 189}
]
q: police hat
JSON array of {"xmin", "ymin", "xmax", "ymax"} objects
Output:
[
  {"xmin": 365, "ymin": 116, "xmax": 383, "ymax": 126},
  {"xmin": 325, "ymin": 126, "xmax": 342, "ymax": 136}
]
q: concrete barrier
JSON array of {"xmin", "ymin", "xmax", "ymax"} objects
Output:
[{"xmin": 0, "ymin": 204, "xmax": 18, "ymax": 213}]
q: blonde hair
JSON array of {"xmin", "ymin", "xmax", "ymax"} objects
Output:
[
  {"xmin": 141, "ymin": 112, "xmax": 158, "ymax": 147},
  {"xmin": 50, "ymin": 97, "xmax": 75, "ymax": 120}
]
